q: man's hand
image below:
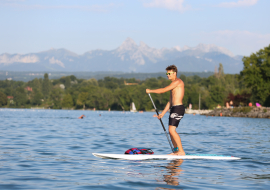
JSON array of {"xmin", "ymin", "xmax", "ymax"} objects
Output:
[
  {"xmin": 146, "ymin": 89, "xmax": 151, "ymax": 94},
  {"xmin": 153, "ymin": 113, "xmax": 164, "ymax": 119}
]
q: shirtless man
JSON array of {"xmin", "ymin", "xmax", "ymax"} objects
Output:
[{"xmin": 146, "ymin": 65, "xmax": 185, "ymax": 156}]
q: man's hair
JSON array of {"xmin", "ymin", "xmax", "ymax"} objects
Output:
[{"xmin": 166, "ymin": 65, "xmax": 178, "ymax": 74}]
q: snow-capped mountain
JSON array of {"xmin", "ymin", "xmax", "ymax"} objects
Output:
[{"xmin": 0, "ymin": 38, "xmax": 243, "ymax": 73}]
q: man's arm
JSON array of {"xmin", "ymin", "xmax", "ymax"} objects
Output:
[
  {"xmin": 161, "ymin": 101, "xmax": 171, "ymax": 115},
  {"xmin": 153, "ymin": 92, "xmax": 172, "ymax": 119},
  {"xmin": 153, "ymin": 101, "xmax": 171, "ymax": 119},
  {"xmin": 146, "ymin": 80, "xmax": 180, "ymax": 94}
]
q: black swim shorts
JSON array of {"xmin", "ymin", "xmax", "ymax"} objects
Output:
[{"xmin": 169, "ymin": 105, "xmax": 185, "ymax": 127}]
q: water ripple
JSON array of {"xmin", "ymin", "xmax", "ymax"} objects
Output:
[{"xmin": 0, "ymin": 109, "xmax": 269, "ymax": 189}]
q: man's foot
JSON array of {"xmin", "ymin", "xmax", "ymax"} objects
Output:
[{"xmin": 168, "ymin": 151, "xmax": 186, "ymax": 156}]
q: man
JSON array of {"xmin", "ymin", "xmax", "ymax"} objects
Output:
[
  {"xmin": 78, "ymin": 115, "xmax": 85, "ymax": 119},
  {"xmin": 146, "ymin": 65, "xmax": 185, "ymax": 156}
]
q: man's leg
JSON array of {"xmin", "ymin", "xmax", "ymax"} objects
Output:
[{"xmin": 168, "ymin": 125, "xmax": 185, "ymax": 155}]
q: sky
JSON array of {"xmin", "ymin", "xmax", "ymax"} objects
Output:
[{"xmin": 0, "ymin": 0, "xmax": 269, "ymax": 56}]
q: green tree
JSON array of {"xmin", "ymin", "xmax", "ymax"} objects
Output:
[
  {"xmin": 188, "ymin": 85, "xmax": 200, "ymax": 109},
  {"xmin": 42, "ymin": 73, "xmax": 51, "ymax": 99},
  {"xmin": 70, "ymin": 75, "xmax": 77, "ymax": 81},
  {"xmin": 62, "ymin": 94, "xmax": 73, "ymax": 108},
  {"xmin": 206, "ymin": 85, "xmax": 225, "ymax": 108},
  {"xmin": 0, "ymin": 91, "xmax": 7, "ymax": 106},
  {"xmin": 86, "ymin": 86, "xmax": 101, "ymax": 109},
  {"xmin": 27, "ymin": 78, "xmax": 42, "ymax": 92},
  {"xmin": 77, "ymin": 92, "xmax": 89, "ymax": 109},
  {"xmin": 99, "ymin": 88, "xmax": 114, "ymax": 109},
  {"xmin": 88, "ymin": 78, "xmax": 98, "ymax": 86},
  {"xmin": 201, "ymin": 75, "xmax": 217, "ymax": 88},
  {"xmin": 241, "ymin": 45, "xmax": 270, "ymax": 106},
  {"xmin": 81, "ymin": 78, "xmax": 98, "ymax": 87},
  {"xmin": 31, "ymin": 89, "xmax": 43, "ymax": 105},
  {"xmin": 128, "ymin": 84, "xmax": 150, "ymax": 111},
  {"xmin": 114, "ymin": 88, "xmax": 131, "ymax": 110},
  {"xmin": 14, "ymin": 87, "xmax": 27, "ymax": 107},
  {"xmin": 189, "ymin": 75, "xmax": 201, "ymax": 84},
  {"xmin": 145, "ymin": 78, "xmax": 160, "ymax": 89},
  {"xmin": 218, "ymin": 63, "xmax": 224, "ymax": 78},
  {"xmin": 49, "ymin": 88, "xmax": 63, "ymax": 109},
  {"xmin": 65, "ymin": 76, "xmax": 71, "ymax": 89},
  {"xmin": 105, "ymin": 81, "xmax": 118, "ymax": 90},
  {"xmin": 180, "ymin": 74, "xmax": 187, "ymax": 84}
]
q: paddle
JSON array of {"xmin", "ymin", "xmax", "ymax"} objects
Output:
[{"xmin": 148, "ymin": 93, "xmax": 174, "ymax": 153}]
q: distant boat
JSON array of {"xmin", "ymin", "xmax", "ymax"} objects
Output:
[{"xmin": 130, "ymin": 102, "xmax": 137, "ymax": 112}]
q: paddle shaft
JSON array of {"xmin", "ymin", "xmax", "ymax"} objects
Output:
[{"xmin": 148, "ymin": 93, "xmax": 174, "ymax": 152}]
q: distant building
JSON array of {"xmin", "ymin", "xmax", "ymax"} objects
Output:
[
  {"xmin": 59, "ymin": 84, "xmax": 65, "ymax": 89},
  {"xmin": 7, "ymin": 96, "xmax": 14, "ymax": 104},
  {"xmin": 25, "ymin": 86, "xmax": 33, "ymax": 92},
  {"xmin": 7, "ymin": 78, "xmax": 12, "ymax": 81},
  {"xmin": 124, "ymin": 80, "xmax": 138, "ymax": 85}
]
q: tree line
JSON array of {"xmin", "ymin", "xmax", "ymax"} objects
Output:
[{"xmin": 0, "ymin": 45, "xmax": 269, "ymax": 110}]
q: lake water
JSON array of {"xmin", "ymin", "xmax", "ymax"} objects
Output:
[{"xmin": 0, "ymin": 108, "xmax": 269, "ymax": 189}]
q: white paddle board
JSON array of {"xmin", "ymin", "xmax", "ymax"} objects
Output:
[{"xmin": 92, "ymin": 153, "xmax": 241, "ymax": 160}]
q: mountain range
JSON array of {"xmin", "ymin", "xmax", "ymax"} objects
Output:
[{"xmin": 0, "ymin": 38, "xmax": 244, "ymax": 74}]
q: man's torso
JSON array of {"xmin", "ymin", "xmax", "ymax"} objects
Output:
[{"xmin": 170, "ymin": 78, "xmax": 184, "ymax": 106}]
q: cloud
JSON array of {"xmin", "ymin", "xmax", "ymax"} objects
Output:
[
  {"xmin": 217, "ymin": 0, "xmax": 259, "ymax": 8},
  {"xmin": 201, "ymin": 30, "xmax": 270, "ymax": 55},
  {"xmin": 1, "ymin": 2, "xmax": 117, "ymax": 12},
  {"xmin": 143, "ymin": 0, "xmax": 191, "ymax": 12}
]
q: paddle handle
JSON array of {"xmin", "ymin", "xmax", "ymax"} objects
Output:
[{"xmin": 148, "ymin": 93, "xmax": 174, "ymax": 152}]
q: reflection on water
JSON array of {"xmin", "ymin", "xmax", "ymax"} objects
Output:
[
  {"xmin": 162, "ymin": 159, "xmax": 184, "ymax": 186},
  {"xmin": 155, "ymin": 159, "xmax": 184, "ymax": 190}
]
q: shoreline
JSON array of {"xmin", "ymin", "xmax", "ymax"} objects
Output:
[
  {"xmin": 201, "ymin": 107, "xmax": 270, "ymax": 119},
  {"xmin": 185, "ymin": 109, "xmax": 212, "ymax": 115}
]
